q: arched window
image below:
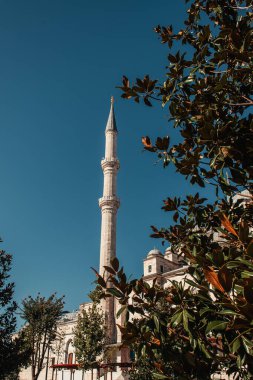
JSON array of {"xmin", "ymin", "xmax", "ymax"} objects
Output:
[
  {"xmin": 148, "ymin": 265, "xmax": 152, "ymax": 273},
  {"xmin": 65, "ymin": 339, "xmax": 72, "ymax": 364}
]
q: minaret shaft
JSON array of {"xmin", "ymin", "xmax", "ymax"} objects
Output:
[
  {"xmin": 105, "ymin": 131, "xmax": 117, "ymax": 159},
  {"xmin": 103, "ymin": 169, "xmax": 117, "ymax": 197},
  {"xmin": 99, "ymin": 98, "xmax": 119, "ymax": 345},
  {"xmin": 100, "ymin": 211, "xmax": 116, "ymax": 270}
]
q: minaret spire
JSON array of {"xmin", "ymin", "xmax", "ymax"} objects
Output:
[
  {"xmin": 99, "ymin": 97, "xmax": 120, "ymax": 344},
  {"xmin": 105, "ymin": 96, "xmax": 117, "ymax": 132}
]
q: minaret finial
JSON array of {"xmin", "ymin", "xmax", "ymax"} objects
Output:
[{"xmin": 111, "ymin": 96, "xmax": 114, "ymax": 105}]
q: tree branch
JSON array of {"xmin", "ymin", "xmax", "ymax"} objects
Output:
[{"xmin": 229, "ymin": 102, "xmax": 253, "ymax": 107}]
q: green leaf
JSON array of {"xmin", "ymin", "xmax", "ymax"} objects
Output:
[
  {"xmin": 153, "ymin": 373, "xmax": 169, "ymax": 379},
  {"xmin": 237, "ymin": 258, "xmax": 253, "ymax": 269},
  {"xmin": 171, "ymin": 311, "xmax": 183, "ymax": 327},
  {"xmin": 242, "ymin": 336, "xmax": 253, "ymax": 354},
  {"xmin": 236, "ymin": 354, "xmax": 242, "ymax": 368},
  {"xmin": 241, "ymin": 271, "xmax": 253, "ymax": 278},
  {"xmin": 206, "ymin": 320, "xmax": 228, "ymax": 334},
  {"xmin": 154, "ymin": 315, "xmax": 160, "ymax": 331},
  {"xmin": 218, "ymin": 309, "xmax": 239, "ymax": 317},
  {"xmin": 106, "ymin": 288, "xmax": 123, "ymax": 298},
  {"xmin": 116, "ymin": 305, "xmax": 127, "ymax": 318},
  {"xmin": 141, "ymin": 345, "xmax": 146, "ymax": 356},
  {"xmin": 183, "ymin": 309, "xmax": 189, "ymax": 332},
  {"xmin": 185, "ymin": 279, "xmax": 208, "ymax": 292},
  {"xmin": 200, "ymin": 307, "xmax": 210, "ymax": 316},
  {"xmin": 231, "ymin": 337, "xmax": 241, "ymax": 354}
]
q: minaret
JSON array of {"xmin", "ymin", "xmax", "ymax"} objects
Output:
[
  {"xmin": 99, "ymin": 97, "xmax": 120, "ymax": 276},
  {"xmin": 99, "ymin": 97, "xmax": 119, "ymax": 344}
]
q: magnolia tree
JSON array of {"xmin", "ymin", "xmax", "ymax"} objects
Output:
[{"xmin": 95, "ymin": 0, "xmax": 253, "ymax": 379}]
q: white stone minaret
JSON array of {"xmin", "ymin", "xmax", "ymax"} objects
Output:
[
  {"xmin": 99, "ymin": 97, "xmax": 120, "ymax": 276},
  {"xmin": 99, "ymin": 97, "xmax": 119, "ymax": 344}
]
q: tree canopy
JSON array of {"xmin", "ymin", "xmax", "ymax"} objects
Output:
[
  {"xmin": 73, "ymin": 302, "xmax": 106, "ymax": 372},
  {"xmin": 0, "ymin": 245, "xmax": 30, "ymax": 380},
  {"xmin": 21, "ymin": 293, "xmax": 64, "ymax": 380}
]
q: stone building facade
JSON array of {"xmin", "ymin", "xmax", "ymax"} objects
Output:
[{"xmin": 143, "ymin": 247, "xmax": 188, "ymax": 286}]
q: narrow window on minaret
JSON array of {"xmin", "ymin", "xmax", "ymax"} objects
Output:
[
  {"xmin": 148, "ymin": 265, "xmax": 152, "ymax": 273},
  {"xmin": 160, "ymin": 265, "xmax": 164, "ymax": 273}
]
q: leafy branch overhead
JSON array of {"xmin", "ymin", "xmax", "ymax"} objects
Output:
[
  {"xmin": 97, "ymin": 1, "xmax": 253, "ymax": 379},
  {"xmin": 118, "ymin": 0, "xmax": 253, "ymax": 195}
]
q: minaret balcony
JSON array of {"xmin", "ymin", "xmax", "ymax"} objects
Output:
[
  {"xmin": 99, "ymin": 196, "xmax": 120, "ymax": 209},
  {"xmin": 101, "ymin": 158, "xmax": 120, "ymax": 170}
]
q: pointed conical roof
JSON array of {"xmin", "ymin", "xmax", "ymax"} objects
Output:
[{"xmin": 106, "ymin": 96, "xmax": 117, "ymax": 132}]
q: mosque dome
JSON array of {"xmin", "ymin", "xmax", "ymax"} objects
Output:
[{"xmin": 147, "ymin": 248, "xmax": 163, "ymax": 257}]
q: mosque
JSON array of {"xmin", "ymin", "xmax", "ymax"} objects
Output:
[{"xmin": 19, "ymin": 98, "xmax": 188, "ymax": 380}]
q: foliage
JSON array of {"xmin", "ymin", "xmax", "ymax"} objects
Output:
[
  {"xmin": 128, "ymin": 354, "xmax": 153, "ymax": 380},
  {"xmin": 21, "ymin": 293, "xmax": 64, "ymax": 380},
  {"xmin": 0, "ymin": 246, "xmax": 30, "ymax": 380},
  {"xmin": 73, "ymin": 302, "xmax": 106, "ymax": 371},
  {"xmin": 88, "ymin": 285, "xmax": 104, "ymax": 303},
  {"xmin": 94, "ymin": 1, "xmax": 253, "ymax": 379},
  {"xmin": 128, "ymin": 325, "xmax": 157, "ymax": 380},
  {"xmin": 118, "ymin": 0, "xmax": 253, "ymax": 196}
]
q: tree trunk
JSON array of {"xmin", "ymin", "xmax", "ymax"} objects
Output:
[
  {"xmin": 31, "ymin": 366, "xmax": 39, "ymax": 380},
  {"xmin": 31, "ymin": 365, "xmax": 35, "ymax": 380},
  {"xmin": 45, "ymin": 346, "xmax": 50, "ymax": 380}
]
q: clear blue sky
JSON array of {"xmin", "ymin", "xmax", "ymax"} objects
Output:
[{"xmin": 0, "ymin": 1, "xmax": 213, "ymax": 320}]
